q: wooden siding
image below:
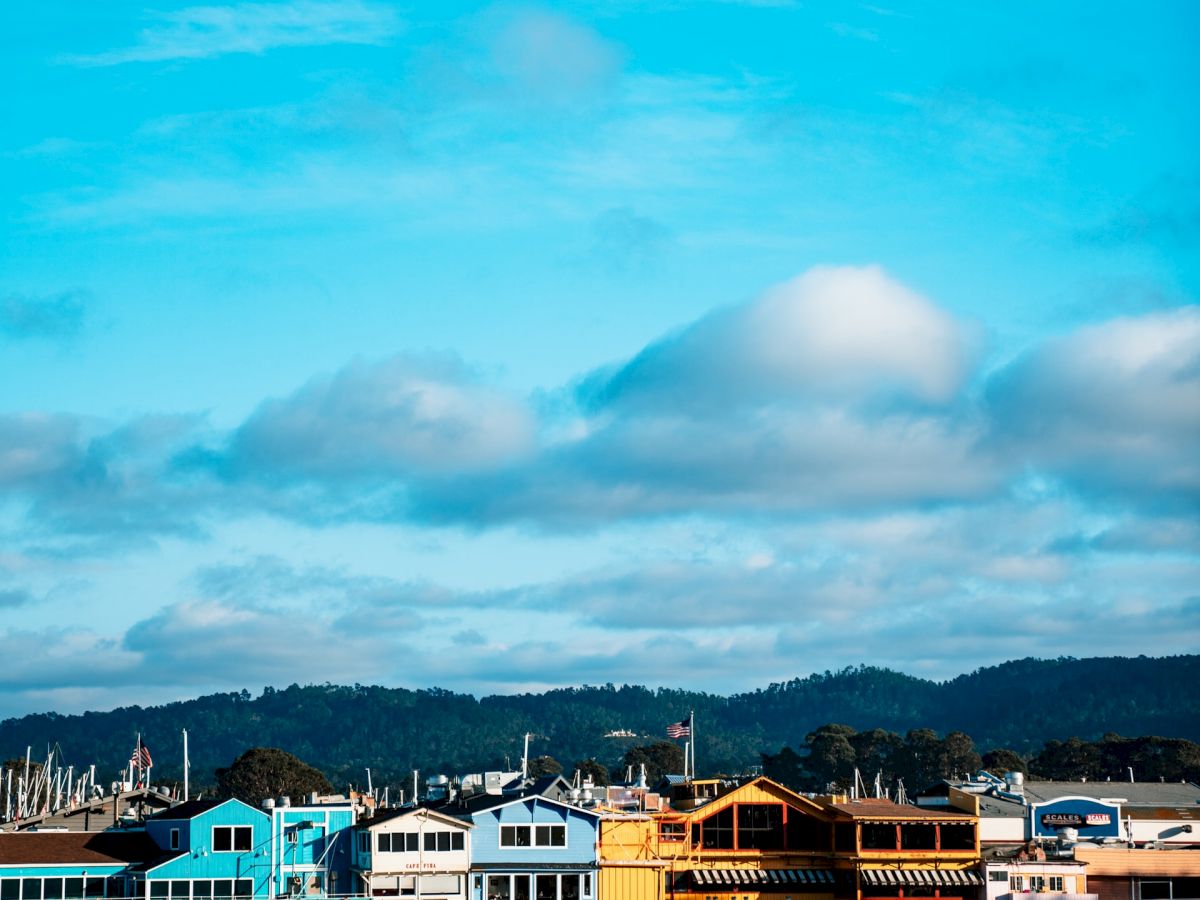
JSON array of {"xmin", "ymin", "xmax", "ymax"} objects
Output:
[
  {"xmin": 470, "ymin": 799, "xmax": 599, "ymax": 867},
  {"xmin": 599, "ymin": 866, "xmax": 662, "ymax": 900},
  {"xmin": 146, "ymin": 799, "xmax": 271, "ymax": 897}
]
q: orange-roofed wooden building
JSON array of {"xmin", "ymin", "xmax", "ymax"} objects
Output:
[{"xmin": 596, "ymin": 778, "xmax": 983, "ymax": 900}]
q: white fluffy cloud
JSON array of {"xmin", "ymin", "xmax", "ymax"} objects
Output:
[
  {"xmin": 988, "ymin": 307, "xmax": 1200, "ymax": 503},
  {"xmin": 227, "ymin": 354, "xmax": 535, "ymax": 481}
]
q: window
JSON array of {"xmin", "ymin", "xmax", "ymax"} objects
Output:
[
  {"xmin": 84, "ymin": 881, "xmax": 104, "ymax": 900},
  {"xmin": 358, "ymin": 832, "xmax": 370, "ymax": 854},
  {"xmin": 1030, "ymin": 877, "xmax": 1046, "ymax": 891},
  {"xmin": 170, "ymin": 829, "xmax": 181, "ymax": 851},
  {"xmin": 536, "ymin": 876, "xmax": 557, "ymax": 900},
  {"xmin": 423, "ymin": 831, "xmax": 455, "ymax": 852},
  {"xmin": 287, "ymin": 830, "xmax": 298, "ymax": 845},
  {"xmin": 989, "ymin": 872, "xmax": 1007, "ymax": 883},
  {"xmin": 213, "ymin": 881, "xmax": 233, "ymax": 899},
  {"xmin": 1010, "ymin": 876, "xmax": 1024, "ymax": 891},
  {"xmin": 786, "ymin": 812, "xmax": 831, "ymax": 851},
  {"xmin": 406, "ymin": 833, "xmax": 418, "ymax": 852},
  {"xmin": 213, "ymin": 826, "xmax": 252, "ymax": 852},
  {"xmin": 194, "ymin": 882, "xmax": 212, "ymax": 900},
  {"xmin": 862, "ymin": 824, "xmax": 898, "ymax": 851},
  {"xmin": 900, "ymin": 824, "xmax": 937, "ymax": 850},
  {"xmin": 582, "ymin": 875, "xmax": 592, "ymax": 899},
  {"xmin": 23, "ymin": 881, "xmax": 42, "ymax": 900},
  {"xmin": 834, "ymin": 824, "xmax": 857, "ymax": 852},
  {"xmin": 738, "ymin": 805, "xmax": 783, "ymax": 850},
  {"xmin": 152, "ymin": 883, "xmax": 169, "ymax": 899},
  {"xmin": 500, "ymin": 824, "xmax": 565, "ymax": 847},
  {"xmin": 234, "ymin": 882, "xmax": 252, "ymax": 900},
  {"xmin": 171, "ymin": 882, "xmax": 189, "ymax": 899},
  {"xmin": 940, "ymin": 824, "xmax": 976, "ymax": 850},
  {"xmin": 378, "ymin": 833, "xmax": 389, "ymax": 853},
  {"xmin": 659, "ymin": 822, "xmax": 687, "ymax": 842},
  {"xmin": 700, "ymin": 807, "xmax": 734, "ymax": 850},
  {"xmin": 43, "ymin": 880, "xmax": 63, "ymax": 900},
  {"xmin": 487, "ymin": 877, "xmax": 511, "ymax": 900},
  {"xmin": 0, "ymin": 881, "xmax": 17, "ymax": 900},
  {"xmin": 452, "ymin": 832, "xmax": 464, "ymax": 851},
  {"xmin": 1050, "ymin": 878, "xmax": 1064, "ymax": 892},
  {"xmin": 64, "ymin": 881, "xmax": 83, "ymax": 900},
  {"xmin": 1140, "ymin": 883, "xmax": 1171, "ymax": 900}
]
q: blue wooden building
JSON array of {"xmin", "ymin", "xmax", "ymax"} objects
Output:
[
  {"xmin": 463, "ymin": 794, "xmax": 601, "ymax": 900},
  {"xmin": 133, "ymin": 799, "xmax": 272, "ymax": 900},
  {"xmin": 267, "ymin": 800, "xmax": 357, "ymax": 899}
]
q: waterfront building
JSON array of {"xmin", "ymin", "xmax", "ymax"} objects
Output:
[
  {"xmin": 352, "ymin": 807, "xmax": 472, "ymax": 900},
  {"xmin": 133, "ymin": 799, "xmax": 272, "ymax": 900},
  {"xmin": 266, "ymin": 798, "xmax": 357, "ymax": 900},
  {"xmin": 0, "ymin": 831, "xmax": 158, "ymax": 900},
  {"xmin": 459, "ymin": 791, "xmax": 602, "ymax": 900}
]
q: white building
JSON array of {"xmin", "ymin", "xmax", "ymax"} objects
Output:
[{"xmin": 354, "ymin": 807, "xmax": 473, "ymax": 900}]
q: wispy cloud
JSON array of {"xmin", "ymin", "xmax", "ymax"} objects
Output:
[{"xmin": 63, "ymin": 0, "xmax": 401, "ymax": 67}]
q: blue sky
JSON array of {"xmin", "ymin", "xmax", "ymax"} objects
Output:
[{"xmin": 1, "ymin": 0, "xmax": 1197, "ymax": 719}]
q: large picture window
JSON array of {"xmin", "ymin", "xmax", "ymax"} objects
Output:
[
  {"xmin": 700, "ymin": 807, "xmax": 734, "ymax": 850},
  {"xmin": 212, "ymin": 825, "xmax": 252, "ymax": 852},
  {"xmin": 737, "ymin": 805, "xmax": 783, "ymax": 850}
]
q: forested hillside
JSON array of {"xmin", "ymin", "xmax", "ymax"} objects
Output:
[{"xmin": 2, "ymin": 656, "xmax": 1196, "ymax": 795}]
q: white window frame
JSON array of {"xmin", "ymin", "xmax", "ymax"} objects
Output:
[
  {"xmin": 499, "ymin": 824, "xmax": 566, "ymax": 848},
  {"xmin": 1010, "ymin": 876, "xmax": 1024, "ymax": 891},
  {"xmin": 211, "ymin": 825, "xmax": 253, "ymax": 853},
  {"xmin": 1049, "ymin": 877, "xmax": 1064, "ymax": 892}
]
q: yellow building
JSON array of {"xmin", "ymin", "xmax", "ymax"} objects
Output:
[
  {"xmin": 597, "ymin": 778, "xmax": 983, "ymax": 900},
  {"xmin": 823, "ymin": 798, "xmax": 982, "ymax": 900}
]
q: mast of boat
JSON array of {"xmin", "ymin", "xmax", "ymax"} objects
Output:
[{"xmin": 183, "ymin": 729, "xmax": 190, "ymax": 801}]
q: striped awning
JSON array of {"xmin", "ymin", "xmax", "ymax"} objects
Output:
[
  {"xmin": 860, "ymin": 869, "xmax": 983, "ymax": 887},
  {"xmin": 691, "ymin": 870, "xmax": 836, "ymax": 886}
]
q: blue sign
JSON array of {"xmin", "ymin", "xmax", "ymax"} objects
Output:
[{"xmin": 1031, "ymin": 798, "xmax": 1121, "ymax": 839}]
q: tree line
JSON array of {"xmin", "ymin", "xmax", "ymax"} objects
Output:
[
  {"xmin": 1, "ymin": 656, "xmax": 1196, "ymax": 798},
  {"xmin": 761, "ymin": 727, "xmax": 1200, "ymax": 793}
]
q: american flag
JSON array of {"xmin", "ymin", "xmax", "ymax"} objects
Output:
[
  {"xmin": 666, "ymin": 717, "xmax": 691, "ymax": 739},
  {"xmin": 131, "ymin": 741, "xmax": 153, "ymax": 769}
]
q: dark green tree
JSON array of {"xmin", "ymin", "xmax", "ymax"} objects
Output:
[
  {"xmin": 939, "ymin": 731, "xmax": 983, "ymax": 779},
  {"xmin": 572, "ymin": 758, "xmax": 610, "ymax": 786},
  {"xmin": 805, "ymin": 725, "xmax": 858, "ymax": 788},
  {"xmin": 215, "ymin": 747, "xmax": 332, "ymax": 804},
  {"xmin": 760, "ymin": 746, "xmax": 810, "ymax": 791},
  {"xmin": 981, "ymin": 748, "xmax": 1027, "ymax": 775},
  {"xmin": 623, "ymin": 742, "xmax": 685, "ymax": 786},
  {"xmin": 1031, "ymin": 737, "xmax": 1102, "ymax": 781},
  {"xmin": 527, "ymin": 755, "xmax": 563, "ymax": 778}
]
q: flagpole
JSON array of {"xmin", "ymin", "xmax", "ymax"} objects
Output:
[
  {"xmin": 690, "ymin": 710, "xmax": 696, "ymax": 781},
  {"xmin": 183, "ymin": 729, "xmax": 190, "ymax": 802}
]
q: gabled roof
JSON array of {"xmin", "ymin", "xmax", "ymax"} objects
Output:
[
  {"xmin": 358, "ymin": 807, "xmax": 474, "ymax": 830},
  {"xmin": 456, "ymin": 792, "xmax": 603, "ymax": 820},
  {"xmin": 146, "ymin": 798, "xmax": 267, "ymax": 822},
  {"xmin": 668, "ymin": 776, "xmax": 832, "ymax": 822},
  {"xmin": 0, "ymin": 831, "xmax": 160, "ymax": 866}
]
